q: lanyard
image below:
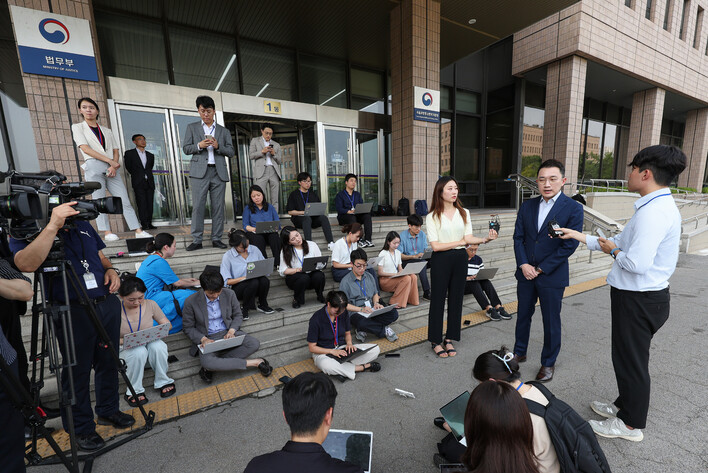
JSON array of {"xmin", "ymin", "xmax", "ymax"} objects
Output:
[
  {"xmin": 355, "ymin": 278, "xmax": 368, "ymax": 300},
  {"xmin": 412, "ymin": 235, "xmax": 418, "ymax": 253},
  {"xmin": 294, "ymin": 248, "xmax": 304, "ymax": 267},
  {"xmin": 516, "ymin": 382, "xmax": 524, "ymax": 391},
  {"xmin": 325, "ymin": 308, "xmax": 338, "ymax": 348},
  {"xmin": 62, "ymin": 230, "xmax": 91, "ymax": 274},
  {"xmin": 346, "ymin": 191, "xmax": 356, "ymax": 209},
  {"xmin": 389, "ymin": 251, "xmax": 397, "ymax": 270},
  {"xmin": 636, "ymin": 193, "xmax": 671, "ymax": 211},
  {"xmin": 122, "ymin": 302, "xmax": 142, "ymax": 334},
  {"xmin": 300, "ymin": 191, "xmax": 309, "ymax": 206},
  {"xmin": 89, "ymin": 125, "xmax": 105, "ymax": 149},
  {"xmin": 205, "ymin": 123, "xmax": 216, "ymax": 136}
]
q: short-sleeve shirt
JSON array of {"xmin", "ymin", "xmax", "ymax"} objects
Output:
[
  {"xmin": 220, "ymin": 246, "xmax": 265, "ymax": 282},
  {"xmin": 425, "ymin": 209, "xmax": 473, "ymax": 249},
  {"xmin": 10, "ymin": 221, "xmax": 108, "ymax": 301},
  {"xmin": 331, "ymin": 237, "xmax": 358, "ymax": 264},
  {"xmin": 378, "ymin": 249, "xmax": 402, "ymax": 274},
  {"xmin": 137, "ymin": 254, "xmax": 179, "ymax": 298},
  {"xmin": 278, "ymin": 241, "xmax": 322, "ymax": 276},
  {"xmin": 307, "ymin": 306, "xmax": 351, "ymax": 349},
  {"xmin": 399, "ymin": 229, "xmax": 428, "ymax": 256},
  {"xmin": 286, "ymin": 189, "xmax": 321, "ymax": 212},
  {"xmin": 339, "ymin": 270, "xmax": 378, "ymax": 308},
  {"xmin": 119, "ymin": 299, "xmax": 165, "ymax": 340}
]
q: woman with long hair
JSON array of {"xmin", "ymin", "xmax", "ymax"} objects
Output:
[
  {"xmin": 71, "ymin": 97, "xmax": 151, "ymax": 241},
  {"xmin": 278, "ymin": 226, "xmax": 326, "ymax": 308},
  {"xmin": 136, "ymin": 233, "xmax": 199, "ymax": 333},
  {"xmin": 331, "ymin": 222, "xmax": 380, "ymax": 288},
  {"xmin": 242, "ymin": 184, "xmax": 281, "ymax": 258},
  {"xmin": 426, "ymin": 176, "xmax": 497, "ymax": 358},
  {"xmin": 377, "ymin": 231, "xmax": 419, "ymax": 308}
]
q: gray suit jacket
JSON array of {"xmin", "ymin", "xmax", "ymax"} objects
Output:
[
  {"xmin": 182, "ymin": 288, "xmax": 244, "ymax": 356},
  {"xmin": 182, "ymin": 121, "xmax": 234, "ymax": 181},
  {"xmin": 249, "ymin": 136, "xmax": 282, "ymax": 180}
]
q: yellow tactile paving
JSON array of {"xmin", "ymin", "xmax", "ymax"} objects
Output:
[
  {"xmin": 564, "ymin": 276, "xmax": 607, "ymax": 296},
  {"xmin": 252, "ymin": 367, "xmax": 289, "ymax": 390},
  {"xmin": 138, "ymin": 396, "xmax": 179, "ymax": 425},
  {"xmin": 284, "ymin": 358, "xmax": 319, "ymax": 377},
  {"xmin": 177, "ymin": 385, "xmax": 221, "ymax": 415},
  {"xmin": 217, "ymin": 376, "xmax": 260, "ymax": 402}
]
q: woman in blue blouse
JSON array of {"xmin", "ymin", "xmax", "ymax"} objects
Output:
[
  {"xmin": 242, "ymin": 184, "xmax": 281, "ymax": 259},
  {"xmin": 220, "ymin": 229, "xmax": 274, "ymax": 320},
  {"xmin": 335, "ymin": 174, "xmax": 373, "ymax": 247},
  {"xmin": 136, "ymin": 233, "xmax": 199, "ymax": 333}
]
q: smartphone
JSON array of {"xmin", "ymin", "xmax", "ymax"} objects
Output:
[
  {"xmin": 596, "ymin": 228, "xmax": 606, "ymax": 239},
  {"xmin": 385, "ymin": 353, "xmax": 401, "ymax": 358},
  {"xmin": 205, "ymin": 134, "xmax": 215, "ymax": 140}
]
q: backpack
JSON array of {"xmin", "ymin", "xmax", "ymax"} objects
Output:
[
  {"xmin": 414, "ymin": 199, "xmax": 428, "ymax": 216},
  {"xmin": 375, "ymin": 204, "xmax": 394, "ymax": 216},
  {"xmin": 397, "ymin": 197, "xmax": 410, "ymax": 216},
  {"xmin": 524, "ymin": 381, "xmax": 612, "ymax": 473}
]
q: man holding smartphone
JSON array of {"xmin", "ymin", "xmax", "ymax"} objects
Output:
[
  {"xmin": 182, "ymin": 95, "xmax": 234, "ymax": 251},
  {"xmin": 249, "ymin": 123, "xmax": 282, "ymax": 212}
]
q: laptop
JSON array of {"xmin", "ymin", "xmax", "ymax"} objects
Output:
[
  {"xmin": 198, "ymin": 334, "xmax": 246, "ymax": 354},
  {"xmin": 301, "ymin": 255, "xmax": 329, "ymax": 272},
  {"xmin": 322, "ymin": 429, "xmax": 373, "ymax": 473},
  {"xmin": 354, "ymin": 202, "xmax": 373, "ymax": 214},
  {"xmin": 245, "ymin": 258, "xmax": 274, "ymax": 279},
  {"xmin": 422, "ymin": 248, "xmax": 433, "ymax": 259},
  {"xmin": 304, "ymin": 202, "xmax": 327, "ymax": 216},
  {"xmin": 366, "ymin": 256, "xmax": 382, "ymax": 269},
  {"xmin": 122, "ymin": 323, "xmax": 171, "ymax": 350},
  {"xmin": 203, "ymin": 264, "xmax": 220, "ymax": 274},
  {"xmin": 472, "ymin": 267, "xmax": 498, "ymax": 280},
  {"xmin": 126, "ymin": 237, "xmax": 153, "ymax": 257},
  {"xmin": 439, "ymin": 391, "xmax": 471, "ymax": 443},
  {"xmin": 255, "ymin": 220, "xmax": 280, "ymax": 233},
  {"xmin": 391, "ymin": 260, "xmax": 427, "ymax": 278},
  {"xmin": 326, "ymin": 344, "xmax": 378, "ymax": 364},
  {"xmin": 357, "ymin": 303, "xmax": 398, "ymax": 318}
]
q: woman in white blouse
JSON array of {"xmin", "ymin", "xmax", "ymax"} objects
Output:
[
  {"xmin": 279, "ymin": 226, "xmax": 326, "ymax": 308},
  {"xmin": 377, "ymin": 231, "xmax": 419, "ymax": 308},
  {"xmin": 71, "ymin": 97, "xmax": 150, "ymax": 241},
  {"xmin": 426, "ymin": 176, "xmax": 497, "ymax": 358}
]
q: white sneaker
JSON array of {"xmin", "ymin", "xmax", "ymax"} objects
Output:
[
  {"xmin": 384, "ymin": 326, "xmax": 398, "ymax": 342},
  {"xmin": 104, "ymin": 233, "xmax": 119, "ymax": 242},
  {"xmin": 327, "ymin": 242, "xmax": 335, "ymax": 251},
  {"xmin": 355, "ymin": 329, "xmax": 367, "ymax": 343},
  {"xmin": 135, "ymin": 231, "xmax": 152, "ymax": 238},
  {"xmin": 589, "ymin": 417, "xmax": 643, "ymax": 442},
  {"xmin": 590, "ymin": 401, "xmax": 619, "ymax": 419}
]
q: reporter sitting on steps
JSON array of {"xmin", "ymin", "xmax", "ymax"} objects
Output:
[{"xmin": 278, "ymin": 226, "xmax": 326, "ymax": 309}]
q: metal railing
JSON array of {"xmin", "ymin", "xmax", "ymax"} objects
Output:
[{"xmin": 682, "ymin": 211, "xmax": 708, "ymax": 232}]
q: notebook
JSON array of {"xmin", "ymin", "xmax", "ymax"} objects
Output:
[
  {"xmin": 255, "ymin": 221, "xmax": 280, "ymax": 233},
  {"xmin": 245, "ymin": 258, "xmax": 274, "ymax": 279},
  {"xmin": 472, "ymin": 268, "xmax": 498, "ymax": 280},
  {"xmin": 391, "ymin": 260, "xmax": 427, "ymax": 278},
  {"xmin": 439, "ymin": 391, "xmax": 471, "ymax": 443},
  {"xmin": 122, "ymin": 323, "xmax": 171, "ymax": 350},
  {"xmin": 354, "ymin": 202, "xmax": 373, "ymax": 214},
  {"xmin": 366, "ymin": 256, "xmax": 382, "ymax": 269},
  {"xmin": 198, "ymin": 334, "xmax": 246, "ymax": 354},
  {"xmin": 322, "ymin": 429, "xmax": 373, "ymax": 473},
  {"xmin": 357, "ymin": 304, "xmax": 398, "ymax": 318},
  {"xmin": 301, "ymin": 255, "xmax": 329, "ymax": 272},
  {"xmin": 325, "ymin": 344, "xmax": 377, "ymax": 364},
  {"xmin": 126, "ymin": 237, "xmax": 153, "ymax": 257},
  {"xmin": 304, "ymin": 202, "xmax": 327, "ymax": 216}
]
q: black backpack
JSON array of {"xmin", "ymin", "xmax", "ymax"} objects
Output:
[
  {"xmin": 414, "ymin": 199, "xmax": 428, "ymax": 216},
  {"xmin": 524, "ymin": 381, "xmax": 612, "ymax": 473},
  {"xmin": 397, "ymin": 197, "xmax": 410, "ymax": 216}
]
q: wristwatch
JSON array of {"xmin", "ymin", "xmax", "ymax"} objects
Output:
[{"xmin": 610, "ymin": 248, "xmax": 621, "ymax": 259}]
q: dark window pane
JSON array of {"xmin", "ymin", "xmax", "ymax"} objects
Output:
[
  {"xmin": 486, "ymin": 109, "xmax": 514, "ymax": 180},
  {"xmin": 454, "ymin": 115, "xmax": 480, "ymax": 181},
  {"xmin": 351, "ymin": 68, "xmax": 384, "ymax": 99},
  {"xmin": 456, "ymin": 90, "xmax": 480, "ymax": 114},
  {"xmin": 241, "ymin": 41, "xmax": 295, "ymax": 100},
  {"xmin": 299, "ymin": 54, "xmax": 346, "ymax": 107}
]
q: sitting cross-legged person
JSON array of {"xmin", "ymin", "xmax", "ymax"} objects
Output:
[
  {"xmin": 182, "ymin": 269, "xmax": 272, "ymax": 384},
  {"xmin": 464, "ymin": 244, "xmax": 511, "ymax": 322}
]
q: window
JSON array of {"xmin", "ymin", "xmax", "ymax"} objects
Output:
[
  {"xmin": 625, "ymin": 0, "xmax": 633, "ymax": 8},
  {"xmin": 646, "ymin": 0, "xmax": 654, "ymax": 20},
  {"xmin": 240, "ymin": 41, "xmax": 296, "ymax": 101},
  {"xmin": 694, "ymin": 7, "xmax": 704, "ymax": 48},
  {"xmin": 665, "ymin": 0, "xmax": 673, "ymax": 30},
  {"xmin": 680, "ymin": 0, "xmax": 690, "ymax": 40},
  {"xmin": 299, "ymin": 54, "xmax": 347, "ymax": 108}
]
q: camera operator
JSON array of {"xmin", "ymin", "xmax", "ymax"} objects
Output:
[{"xmin": 10, "ymin": 201, "xmax": 135, "ymax": 451}]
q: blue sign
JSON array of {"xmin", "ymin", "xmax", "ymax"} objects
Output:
[
  {"xmin": 414, "ymin": 109, "xmax": 441, "ymax": 123},
  {"xmin": 17, "ymin": 46, "xmax": 98, "ymax": 81}
]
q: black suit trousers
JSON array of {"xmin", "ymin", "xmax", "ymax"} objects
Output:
[{"xmin": 132, "ymin": 185, "xmax": 154, "ymax": 228}]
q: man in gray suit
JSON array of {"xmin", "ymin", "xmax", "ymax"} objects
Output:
[
  {"xmin": 182, "ymin": 270, "xmax": 272, "ymax": 384},
  {"xmin": 249, "ymin": 123, "xmax": 282, "ymax": 211},
  {"xmin": 182, "ymin": 95, "xmax": 234, "ymax": 251}
]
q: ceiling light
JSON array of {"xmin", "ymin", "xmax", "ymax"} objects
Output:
[
  {"xmin": 214, "ymin": 54, "xmax": 236, "ymax": 92},
  {"xmin": 468, "ymin": 19, "xmax": 477, "ymax": 24},
  {"xmin": 256, "ymin": 83, "xmax": 270, "ymax": 97}
]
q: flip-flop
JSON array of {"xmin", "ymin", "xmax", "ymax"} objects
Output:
[
  {"xmin": 124, "ymin": 393, "xmax": 148, "ymax": 407},
  {"xmin": 159, "ymin": 383, "xmax": 176, "ymax": 398}
]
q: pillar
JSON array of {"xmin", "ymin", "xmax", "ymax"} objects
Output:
[
  {"xmin": 625, "ymin": 88, "xmax": 665, "ymax": 178},
  {"xmin": 678, "ymin": 108, "xmax": 708, "ymax": 191}
]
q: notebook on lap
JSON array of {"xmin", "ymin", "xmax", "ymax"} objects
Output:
[
  {"xmin": 366, "ymin": 256, "xmax": 382, "ymax": 269},
  {"xmin": 255, "ymin": 221, "xmax": 279, "ymax": 233},
  {"xmin": 357, "ymin": 304, "xmax": 398, "ymax": 318},
  {"xmin": 472, "ymin": 268, "xmax": 498, "ymax": 280},
  {"xmin": 325, "ymin": 344, "xmax": 377, "ymax": 364},
  {"xmin": 322, "ymin": 429, "xmax": 373, "ymax": 473},
  {"xmin": 354, "ymin": 202, "xmax": 373, "ymax": 214},
  {"xmin": 246, "ymin": 258, "xmax": 274, "ymax": 279},
  {"xmin": 198, "ymin": 334, "xmax": 246, "ymax": 354},
  {"xmin": 122, "ymin": 323, "xmax": 171, "ymax": 350},
  {"xmin": 304, "ymin": 202, "xmax": 327, "ymax": 216},
  {"xmin": 301, "ymin": 255, "xmax": 329, "ymax": 272},
  {"xmin": 391, "ymin": 260, "xmax": 427, "ymax": 278}
]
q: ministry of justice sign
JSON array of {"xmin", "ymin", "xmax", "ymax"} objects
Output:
[
  {"xmin": 413, "ymin": 86, "xmax": 440, "ymax": 123},
  {"xmin": 10, "ymin": 5, "xmax": 99, "ymax": 82}
]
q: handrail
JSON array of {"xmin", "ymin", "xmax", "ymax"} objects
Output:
[{"xmin": 682, "ymin": 210, "xmax": 708, "ymax": 232}]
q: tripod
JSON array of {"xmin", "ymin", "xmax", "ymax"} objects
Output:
[{"xmin": 24, "ymin": 241, "xmax": 155, "ymax": 472}]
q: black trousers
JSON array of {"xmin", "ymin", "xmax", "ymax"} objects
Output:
[
  {"xmin": 437, "ymin": 432, "xmax": 465, "ymax": 464},
  {"xmin": 285, "ymin": 271, "xmax": 325, "ymax": 305},
  {"xmin": 350, "ymin": 309, "xmax": 399, "ymax": 338},
  {"xmin": 247, "ymin": 231, "xmax": 281, "ymax": 260},
  {"xmin": 290, "ymin": 215, "xmax": 334, "ymax": 243},
  {"xmin": 232, "ymin": 276, "xmax": 270, "ymax": 309},
  {"xmin": 337, "ymin": 212, "xmax": 373, "ymax": 241},
  {"xmin": 428, "ymin": 249, "xmax": 467, "ymax": 344},
  {"xmin": 0, "ymin": 357, "xmax": 26, "ymax": 473},
  {"xmin": 464, "ymin": 278, "xmax": 501, "ymax": 309},
  {"xmin": 0, "ymin": 302, "xmax": 30, "ymax": 393},
  {"xmin": 132, "ymin": 185, "xmax": 154, "ymax": 228},
  {"xmin": 610, "ymin": 286, "xmax": 670, "ymax": 429}
]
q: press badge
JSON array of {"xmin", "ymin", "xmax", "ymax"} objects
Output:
[
  {"xmin": 83, "ymin": 272, "xmax": 98, "ymax": 289},
  {"xmin": 364, "ymin": 300, "xmax": 372, "ymax": 308}
]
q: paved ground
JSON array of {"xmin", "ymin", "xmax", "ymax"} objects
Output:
[{"xmin": 34, "ymin": 254, "xmax": 707, "ymax": 473}]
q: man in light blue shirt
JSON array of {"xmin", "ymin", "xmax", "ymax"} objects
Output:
[
  {"xmin": 560, "ymin": 145, "xmax": 687, "ymax": 442},
  {"xmin": 399, "ymin": 214, "xmax": 431, "ymax": 300}
]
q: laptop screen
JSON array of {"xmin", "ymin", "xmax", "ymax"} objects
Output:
[
  {"xmin": 439, "ymin": 391, "xmax": 470, "ymax": 441},
  {"xmin": 322, "ymin": 429, "xmax": 373, "ymax": 473}
]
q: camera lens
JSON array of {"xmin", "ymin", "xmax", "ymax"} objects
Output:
[{"xmin": 0, "ymin": 192, "xmax": 43, "ymax": 219}]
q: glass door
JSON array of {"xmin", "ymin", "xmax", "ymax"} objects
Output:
[
  {"xmin": 321, "ymin": 126, "xmax": 352, "ymax": 212},
  {"xmin": 355, "ymin": 131, "xmax": 380, "ymax": 207},
  {"xmin": 171, "ymin": 111, "xmax": 212, "ymax": 221}
]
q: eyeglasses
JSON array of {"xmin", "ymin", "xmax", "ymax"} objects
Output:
[
  {"xmin": 537, "ymin": 177, "xmax": 561, "ymax": 184},
  {"xmin": 352, "ymin": 263, "xmax": 366, "ymax": 269}
]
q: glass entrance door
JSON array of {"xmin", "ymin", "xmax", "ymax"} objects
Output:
[
  {"xmin": 356, "ymin": 131, "xmax": 380, "ymax": 207},
  {"xmin": 171, "ymin": 111, "xmax": 212, "ymax": 222}
]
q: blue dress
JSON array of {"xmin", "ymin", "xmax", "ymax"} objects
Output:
[{"xmin": 136, "ymin": 254, "xmax": 193, "ymax": 334}]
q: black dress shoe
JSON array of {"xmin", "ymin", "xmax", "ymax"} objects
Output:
[
  {"xmin": 536, "ymin": 366, "xmax": 554, "ymax": 382},
  {"xmin": 292, "ymin": 300, "xmax": 301, "ymax": 309},
  {"xmin": 212, "ymin": 240, "xmax": 227, "ymax": 249},
  {"xmin": 258, "ymin": 359, "xmax": 273, "ymax": 377},
  {"xmin": 39, "ymin": 403, "xmax": 61, "ymax": 419},
  {"xmin": 76, "ymin": 431, "xmax": 105, "ymax": 451},
  {"xmin": 186, "ymin": 242, "xmax": 203, "ymax": 251},
  {"xmin": 147, "ymin": 225, "xmax": 157, "ymax": 230},
  {"xmin": 316, "ymin": 292, "xmax": 325, "ymax": 303},
  {"xmin": 97, "ymin": 411, "xmax": 135, "ymax": 428},
  {"xmin": 433, "ymin": 416, "xmax": 447, "ymax": 432},
  {"xmin": 199, "ymin": 367, "xmax": 213, "ymax": 383},
  {"xmin": 513, "ymin": 354, "xmax": 527, "ymax": 363}
]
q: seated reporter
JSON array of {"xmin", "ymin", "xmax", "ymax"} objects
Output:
[
  {"xmin": 278, "ymin": 226, "xmax": 326, "ymax": 308},
  {"xmin": 10, "ymin": 202, "xmax": 135, "ymax": 451},
  {"xmin": 182, "ymin": 270, "xmax": 272, "ymax": 384},
  {"xmin": 220, "ymin": 229, "xmax": 274, "ymax": 320},
  {"xmin": 242, "ymin": 184, "xmax": 281, "ymax": 259},
  {"xmin": 307, "ymin": 291, "xmax": 381, "ymax": 380},
  {"xmin": 335, "ymin": 173, "xmax": 374, "ymax": 247},
  {"xmin": 118, "ymin": 274, "xmax": 175, "ymax": 407},
  {"xmin": 399, "ymin": 214, "xmax": 431, "ymax": 300},
  {"xmin": 340, "ymin": 248, "xmax": 399, "ymax": 343},
  {"xmin": 286, "ymin": 172, "xmax": 335, "ymax": 248},
  {"xmin": 464, "ymin": 244, "xmax": 511, "ymax": 322},
  {"xmin": 377, "ymin": 231, "xmax": 419, "ymax": 308}
]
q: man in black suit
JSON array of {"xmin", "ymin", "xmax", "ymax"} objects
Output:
[{"xmin": 124, "ymin": 134, "xmax": 156, "ymax": 230}]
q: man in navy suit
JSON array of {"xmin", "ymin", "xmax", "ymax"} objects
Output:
[
  {"xmin": 124, "ymin": 134, "xmax": 156, "ymax": 230},
  {"xmin": 513, "ymin": 159, "xmax": 583, "ymax": 382}
]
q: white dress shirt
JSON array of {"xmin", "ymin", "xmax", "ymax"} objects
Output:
[
  {"xmin": 331, "ymin": 237, "xmax": 358, "ymax": 264},
  {"xmin": 263, "ymin": 137, "xmax": 273, "ymax": 166},
  {"xmin": 278, "ymin": 241, "xmax": 323, "ymax": 276},
  {"xmin": 201, "ymin": 121, "xmax": 217, "ymax": 165},
  {"xmin": 137, "ymin": 148, "xmax": 147, "ymax": 168},
  {"xmin": 537, "ymin": 192, "xmax": 561, "ymax": 232},
  {"xmin": 586, "ymin": 188, "xmax": 681, "ymax": 291}
]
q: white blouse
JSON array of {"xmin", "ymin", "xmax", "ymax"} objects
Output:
[
  {"xmin": 377, "ymin": 249, "xmax": 402, "ymax": 274},
  {"xmin": 331, "ymin": 237, "xmax": 358, "ymax": 264},
  {"xmin": 278, "ymin": 241, "xmax": 323, "ymax": 276},
  {"xmin": 425, "ymin": 208, "xmax": 473, "ymax": 250}
]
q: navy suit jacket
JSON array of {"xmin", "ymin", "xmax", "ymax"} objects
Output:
[{"xmin": 513, "ymin": 192, "xmax": 583, "ymax": 288}]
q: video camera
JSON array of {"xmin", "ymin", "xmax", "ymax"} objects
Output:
[{"xmin": 0, "ymin": 170, "xmax": 122, "ymax": 239}]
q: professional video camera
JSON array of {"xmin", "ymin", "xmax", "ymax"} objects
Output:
[{"xmin": 0, "ymin": 170, "xmax": 122, "ymax": 239}]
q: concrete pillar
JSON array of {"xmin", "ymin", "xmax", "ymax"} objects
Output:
[
  {"xmin": 678, "ymin": 108, "xmax": 708, "ymax": 191},
  {"xmin": 625, "ymin": 88, "xmax": 665, "ymax": 178},
  {"xmin": 390, "ymin": 0, "xmax": 440, "ymax": 211},
  {"xmin": 542, "ymin": 56, "xmax": 587, "ymax": 183}
]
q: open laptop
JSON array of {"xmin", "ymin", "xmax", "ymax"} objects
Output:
[
  {"xmin": 366, "ymin": 256, "xmax": 382, "ymax": 269},
  {"xmin": 198, "ymin": 334, "xmax": 246, "ymax": 354},
  {"xmin": 122, "ymin": 323, "xmax": 171, "ymax": 350},
  {"xmin": 439, "ymin": 391, "xmax": 470, "ymax": 443},
  {"xmin": 354, "ymin": 202, "xmax": 373, "ymax": 214},
  {"xmin": 471, "ymin": 267, "xmax": 498, "ymax": 280},
  {"xmin": 304, "ymin": 202, "xmax": 327, "ymax": 216},
  {"xmin": 255, "ymin": 220, "xmax": 280, "ymax": 233},
  {"xmin": 126, "ymin": 237, "xmax": 153, "ymax": 257},
  {"xmin": 391, "ymin": 260, "xmax": 427, "ymax": 278},
  {"xmin": 322, "ymin": 429, "xmax": 373, "ymax": 473},
  {"xmin": 301, "ymin": 255, "xmax": 329, "ymax": 272},
  {"xmin": 326, "ymin": 344, "xmax": 377, "ymax": 364},
  {"xmin": 245, "ymin": 258, "xmax": 274, "ymax": 279},
  {"xmin": 421, "ymin": 248, "xmax": 433, "ymax": 259},
  {"xmin": 357, "ymin": 303, "xmax": 398, "ymax": 318}
]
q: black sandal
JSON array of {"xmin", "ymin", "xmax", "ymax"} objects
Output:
[
  {"xmin": 363, "ymin": 361, "xmax": 381, "ymax": 372},
  {"xmin": 444, "ymin": 340, "xmax": 457, "ymax": 357},
  {"xmin": 124, "ymin": 393, "xmax": 148, "ymax": 407},
  {"xmin": 159, "ymin": 383, "xmax": 176, "ymax": 398},
  {"xmin": 431, "ymin": 343, "xmax": 448, "ymax": 358}
]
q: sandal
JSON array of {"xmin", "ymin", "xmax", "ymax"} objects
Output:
[
  {"xmin": 444, "ymin": 340, "xmax": 457, "ymax": 357},
  {"xmin": 159, "ymin": 383, "xmax": 176, "ymax": 398},
  {"xmin": 431, "ymin": 343, "xmax": 448, "ymax": 358},
  {"xmin": 363, "ymin": 361, "xmax": 381, "ymax": 372},
  {"xmin": 124, "ymin": 393, "xmax": 148, "ymax": 407}
]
